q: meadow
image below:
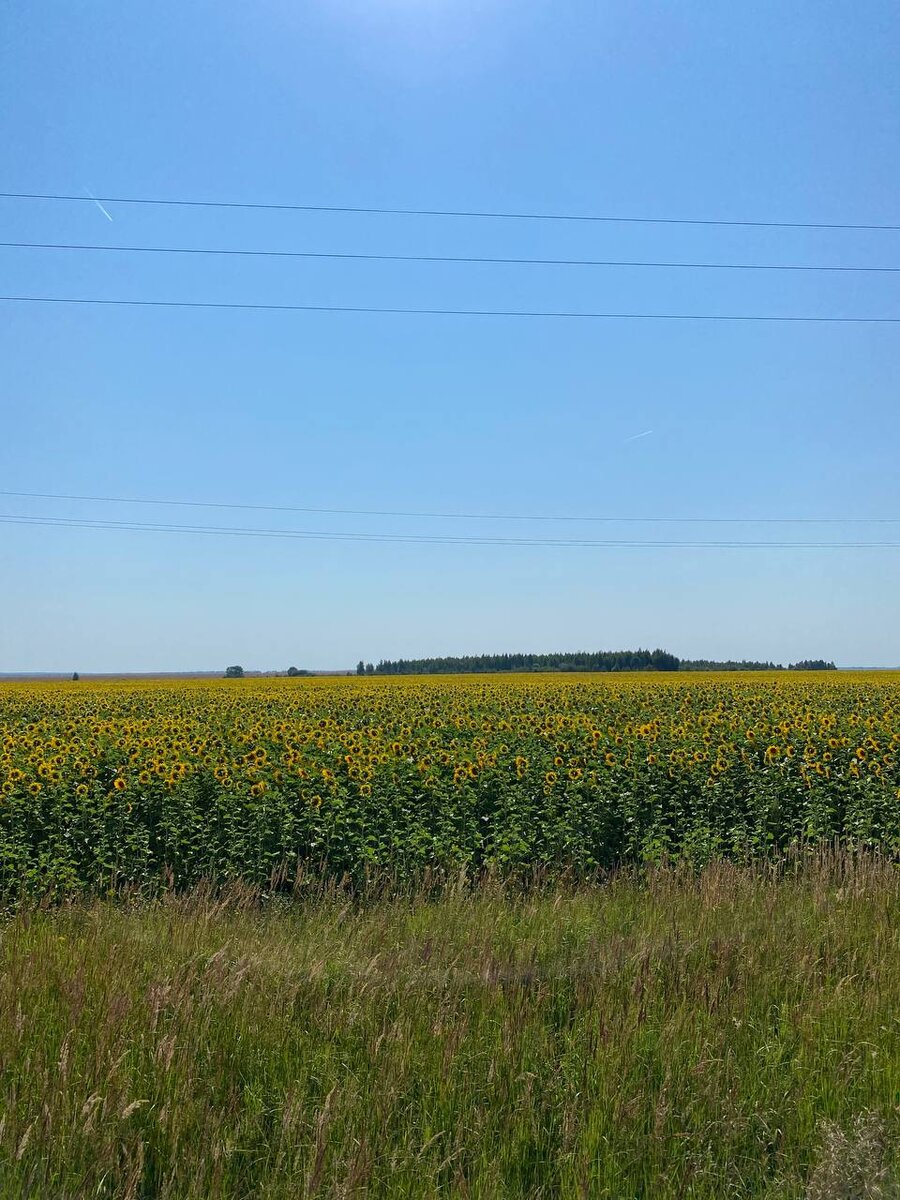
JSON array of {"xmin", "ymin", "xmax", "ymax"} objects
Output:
[
  {"xmin": 1, "ymin": 672, "xmax": 898, "ymax": 900},
  {"xmin": 1, "ymin": 855, "xmax": 898, "ymax": 1198}
]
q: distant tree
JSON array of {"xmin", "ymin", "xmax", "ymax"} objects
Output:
[
  {"xmin": 287, "ymin": 667, "xmax": 310, "ymax": 677},
  {"xmin": 71, "ymin": 671, "xmax": 80, "ymax": 682},
  {"xmin": 224, "ymin": 665, "xmax": 244, "ymax": 679},
  {"xmin": 356, "ymin": 660, "xmax": 366, "ymax": 676},
  {"xmin": 365, "ymin": 663, "xmax": 375, "ymax": 676},
  {"xmin": 788, "ymin": 659, "xmax": 836, "ymax": 671}
]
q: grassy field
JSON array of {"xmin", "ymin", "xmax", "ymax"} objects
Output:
[
  {"xmin": 2, "ymin": 672, "xmax": 899, "ymax": 900},
  {"xmin": 1, "ymin": 852, "xmax": 897, "ymax": 1198},
  {"xmin": 2, "ymin": 675, "xmax": 898, "ymax": 1195}
]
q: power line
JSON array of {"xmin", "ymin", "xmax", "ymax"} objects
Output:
[
  {"xmin": 3, "ymin": 240, "xmax": 899, "ymax": 274},
  {"xmin": 3, "ymin": 294, "xmax": 899, "ymax": 323},
  {"xmin": 2, "ymin": 489, "xmax": 898, "ymax": 526},
  {"xmin": 2, "ymin": 513, "xmax": 899, "ymax": 549},
  {"xmin": 2, "ymin": 190, "xmax": 900, "ymax": 232}
]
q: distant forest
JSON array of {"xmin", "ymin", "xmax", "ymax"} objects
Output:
[{"xmin": 355, "ymin": 653, "xmax": 836, "ymax": 676}]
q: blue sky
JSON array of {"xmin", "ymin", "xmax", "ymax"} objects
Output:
[{"xmin": 2, "ymin": 0, "xmax": 899, "ymax": 671}]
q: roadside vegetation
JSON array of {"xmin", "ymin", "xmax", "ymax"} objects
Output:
[{"xmin": 1, "ymin": 851, "xmax": 897, "ymax": 1198}]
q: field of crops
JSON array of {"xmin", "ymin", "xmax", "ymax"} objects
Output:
[
  {"xmin": 3, "ymin": 675, "xmax": 900, "ymax": 1196},
  {"xmin": 2, "ymin": 672, "xmax": 899, "ymax": 900}
]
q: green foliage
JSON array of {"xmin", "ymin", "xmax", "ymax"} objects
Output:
[
  {"xmin": 374, "ymin": 648, "xmax": 681, "ymax": 674},
  {"xmin": 224, "ymin": 665, "xmax": 244, "ymax": 679},
  {"xmin": 0, "ymin": 855, "xmax": 897, "ymax": 1198},
  {"xmin": 370, "ymin": 654, "xmax": 838, "ymax": 675}
]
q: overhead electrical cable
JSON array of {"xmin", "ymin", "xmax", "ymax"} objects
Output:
[
  {"xmin": 2, "ymin": 513, "xmax": 899, "ymax": 549},
  {"xmin": 2, "ymin": 295, "xmax": 899, "ymax": 323},
  {"xmin": 2, "ymin": 240, "xmax": 898, "ymax": 274},
  {"xmin": 2, "ymin": 190, "xmax": 899, "ymax": 231},
  {"xmin": 2, "ymin": 489, "xmax": 898, "ymax": 526}
]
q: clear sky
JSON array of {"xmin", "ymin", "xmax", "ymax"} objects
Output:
[{"xmin": 2, "ymin": 0, "xmax": 899, "ymax": 672}]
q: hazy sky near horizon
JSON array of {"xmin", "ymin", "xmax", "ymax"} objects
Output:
[{"xmin": 2, "ymin": 0, "xmax": 899, "ymax": 671}]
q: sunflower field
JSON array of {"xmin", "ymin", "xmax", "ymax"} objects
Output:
[{"xmin": 1, "ymin": 672, "xmax": 898, "ymax": 901}]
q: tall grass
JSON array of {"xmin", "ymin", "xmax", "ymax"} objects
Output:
[{"xmin": 0, "ymin": 851, "xmax": 897, "ymax": 1198}]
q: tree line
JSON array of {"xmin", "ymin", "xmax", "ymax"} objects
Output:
[
  {"xmin": 355, "ymin": 653, "xmax": 837, "ymax": 676},
  {"xmin": 358, "ymin": 650, "xmax": 680, "ymax": 675},
  {"xmin": 682, "ymin": 658, "xmax": 836, "ymax": 671},
  {"xmin": 681, "ymin": 659, "xmax": 782, "ymax": 672}
]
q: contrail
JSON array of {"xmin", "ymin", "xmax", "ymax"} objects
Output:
[
  {"xmin": 84, "ymin": 188, "xmax": 113, "ymax": 221},
  {"xmin": 624, "ymin": 428, "xmax": 653, "ymax": 442}
]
